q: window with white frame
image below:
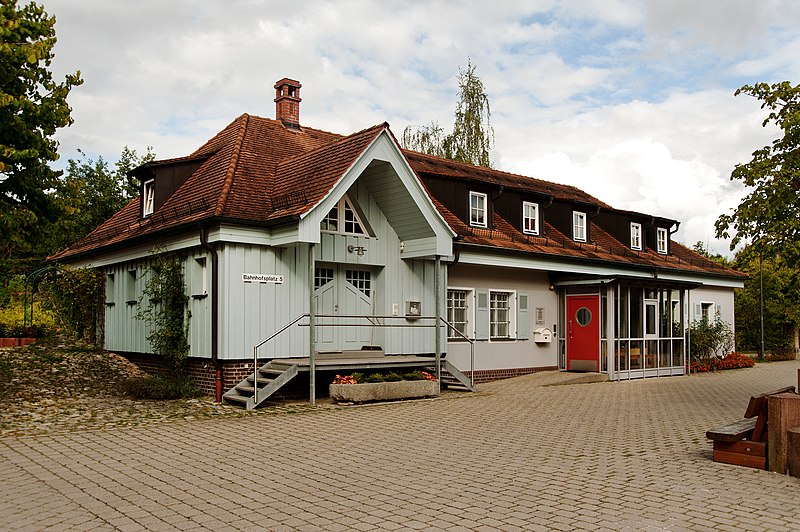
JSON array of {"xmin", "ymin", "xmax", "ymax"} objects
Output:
[
  {"xmin": 447, "ymin": 289, "xmax": 471, "ymax": 339},
  {"xmin": 490, "ymin": 291, "xmax": 514, "ymax": 339},
  {"xmin": 700, "ymin": 301, "xmax": 714, "ymax": 322},
  {"xmin": 320, "ymin": 195, "xmax": 367, "ymax": 235},
  {"xmin": 142, "ymin": 179, "xmax": 155, "ymax": 217},
  {"xmin": 522, "ymin": 201, "xmax": 539, "ymax": 235},
  {"xmin": 657, "ymin": 227, "xmax": 668, "ymax": 254},
  {"xmin": 572, "ymin": 211, "xmax": 587, "ymax": 242},
  {"xmin": 630, "ymin": 222, "xmax": 642, "ymax": 250},
  {"xmin": 469, "ymin": 191, "xmax": 488, "ymax": 228}
]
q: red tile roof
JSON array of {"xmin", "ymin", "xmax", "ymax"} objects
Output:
[{"xmin": 50, "ymin": 113, "xmax": 744, "ymax": 280}]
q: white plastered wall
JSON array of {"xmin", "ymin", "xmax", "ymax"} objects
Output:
[{"xmin": 446, "ymin": 263, "xmax": 558, "ymax": 372}]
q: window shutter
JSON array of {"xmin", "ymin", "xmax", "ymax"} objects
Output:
[
  {"xmin": 517, "ymin": 293, "xmax": 529, "ymax": 340},
  {"xmin": 693, "ymin": 303, "xmax": 702, "ymax": 323},
  {"xmin": 475, "ymin": 290, "xmax": 489, "ymax": 340}
]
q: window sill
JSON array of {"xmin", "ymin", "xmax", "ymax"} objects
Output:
[
  {"xmin": 490, "ymin": 337, "xmax": 516, "ymax": 342},
  {"xmin": 126, "ymin": 300, "xmax": 137, "ymax": 306},
  {"xmin": 105, "ymin": 302, "xmax": 115, "ymax": 307},
  {"xmin": 192, "ymin": 293, "xmax": 208, "ymax": 300}
]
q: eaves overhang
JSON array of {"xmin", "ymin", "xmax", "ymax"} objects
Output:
[
  {"xmin": 453, "ymin": 241, "xmax": 747, "ymax": 285},
  {"xmin": 49, "ymin": 214, "xmax": 300, "ymax": 265}
]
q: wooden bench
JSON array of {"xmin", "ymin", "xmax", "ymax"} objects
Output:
[{"xmin": 706, "ymin": 386, "xmax": 796, "ymax": 469}]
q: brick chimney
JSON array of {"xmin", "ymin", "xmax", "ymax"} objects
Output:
[{"xmin": 274, "ymin": 78, "xmax": 302, "ymax": 128}]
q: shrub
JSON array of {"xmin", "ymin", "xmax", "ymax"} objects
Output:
[
  {"xmin": 121, "ymin": 374, "xmax": 201, "ymax": 400},
  {"xmin": 384, "ymin": 371, "xmax": 403, "ymax": 382},
  {"xmin": 691, "ymin": 352, "xmax": 755, "ymax": 373},
  {"xmin": 43, "ymin": 267, "xmax": 104, "ymax": 342},
  {"xmin": 402, "ymin": 370, "xmax": 425, "ymax": 381},
  {"xmin": 332, "ymin": 374, "xmax": 357, "ymax": 384},
  {"xmin": 766, "ymin": 348, "xmax": 797, "ymax": 362},
  {"xmin": 0, "ymin": 303, "xmax": 56, "ymax": 338},
  {"xmin": 689, "ymin": 318, "xmax": 734, "ymax": 363},
  {"xmin": 363, "ymin": 372, "xmax": 386, "ymax": 383}
]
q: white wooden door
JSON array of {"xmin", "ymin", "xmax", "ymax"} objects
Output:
[{"xmin": 314, "ymin": 266, "xmax": 373, "ymax": 351}]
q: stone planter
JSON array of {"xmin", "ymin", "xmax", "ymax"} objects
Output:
[{"xmin": 329, "ymin": 380, "xmax": 438, "ymax": 403}]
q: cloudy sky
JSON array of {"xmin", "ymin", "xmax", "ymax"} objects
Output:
[{"xmin": 44, "ymin": 0, "xmax": 800, "ymax": 256}]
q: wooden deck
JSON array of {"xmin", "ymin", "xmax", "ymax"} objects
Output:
[{"xmin": 268, "ymin": 355, "xmax": 439, "ymax": 372}]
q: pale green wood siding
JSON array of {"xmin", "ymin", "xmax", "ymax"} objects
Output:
[
  {"xmin": 102, "ymin": 252, "xmax": 213, "ymax": 358},
  {"xmin": 218, "ymin": 243, "xmax": 309, "ymax": 360}
]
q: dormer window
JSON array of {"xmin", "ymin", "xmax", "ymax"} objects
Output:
[
  {"xmin": 469, "ymin": 191, "xmax": 488, "ymax": 228},
  {"xmin": 657, "ymin": 227, "xmax": 668, "ymax": 254},
  {"xmin": 522, "ymin": 201, "xmax": 539, "ymax": 235},
  {"xmin": 142, "ymin": 179, "xmax": 155, "ymax": 217},
  {"xmin": 630, "ymin": 222, "xmax": 642, "ymax": 251},
  {"xmin": 321, "ymin": 195, "xmax": 367, "ymax": 235},
  {"xmin": 572, "ymin": 211, "xmax": 586, "ymax": 242}
]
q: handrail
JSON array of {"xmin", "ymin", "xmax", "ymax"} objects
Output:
[
  {"xmin": 253, "ymin": 313, "xmax": 308, "ymax": 401},
  {"xmin": 249, "ymin": 313, "xmax": 474, "ymax": 401},
  {"xmin": 439, "ymin": 317, "xmax": 475, "ymax": 388}
]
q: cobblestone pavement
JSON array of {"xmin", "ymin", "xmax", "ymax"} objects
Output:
[{"xmin": 2, "ymin": 361, "xmax": 800, "ymax": 531}]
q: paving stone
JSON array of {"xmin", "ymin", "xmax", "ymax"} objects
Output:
[{"xmin": 2, "ymin": 360, "xmax": 800, "ymax": 530}]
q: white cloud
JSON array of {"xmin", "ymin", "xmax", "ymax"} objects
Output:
[{"xmin": 42, "ymin": 0, "xmax": 800, "ymax": 257}]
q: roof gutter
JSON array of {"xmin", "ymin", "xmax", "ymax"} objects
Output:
[
  {"xmin": 453, "ymin": 240, "xmax": 747, "ymax": 282},
  {"xmin": 199, "ymin": 223, "xmax": 222, "ymax": 403}
]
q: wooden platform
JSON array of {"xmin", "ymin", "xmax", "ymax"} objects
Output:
[{"xmin": 269, "ymin": 355, "xmax": 439, "ymax": 372}]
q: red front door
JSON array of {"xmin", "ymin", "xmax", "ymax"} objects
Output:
[{"xmin": 566, "ymin": 295, "xmax": 600, "ymax": 371}]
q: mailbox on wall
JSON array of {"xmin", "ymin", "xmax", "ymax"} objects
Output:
[
  {"xmin": 533, "ymin": 327, "xmax": 552, "ymax": 343},
  {"xmin": 405, "ymin": 301, "xmax": 421, "ymax": 320}
]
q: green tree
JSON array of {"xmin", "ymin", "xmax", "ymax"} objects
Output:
[
  {"xmin": 732, "ymin": 249, "xmax": 799, "ymax": 354},
  {"xmin": 0, "ymin": 0, "xmax": 83, "ymax": 266},
  {"xmin": 48, "ymin": 146, "xmax": 154, "ymax": 252},
  {"xmin": 691, "ymin": 241, "xmax": 729, "ymax": 266},
  {"xmin": 715, "ymin": 82, "xmax": 800, "ymax": 261},
  {"xmin": 403, "ymin": 59, "xmax": 494, "ymax": 168}
]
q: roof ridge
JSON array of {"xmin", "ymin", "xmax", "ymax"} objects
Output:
[
  {"xmin": 246, "ymin": 114, "xmax": 348, "ymax": 139},
  {"xmin": 275, "ymin": 122, "xmax": 386, "ymax": 168},
  {"xmin": 403, "ymin": 148, "xmax": 609, "ymax": 206},
  {"xmin": 214, "ymin": 113, "xmax": 249, "ymax": 216}
]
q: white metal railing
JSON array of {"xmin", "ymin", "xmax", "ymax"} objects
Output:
[{"xmin": 250, "ymin": 314, "xmax": 475, "ymax": 399}]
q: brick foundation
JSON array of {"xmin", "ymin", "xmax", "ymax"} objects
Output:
[
  {"xmin": 121, "ymin": 353, "xmax": 256, "ymax": 396},
  {"xmin": 463, "ymin": 366, "xmax": 558, "ymax": 384},
  {"xmin": 119, "ymin": 353, "xmax": 558, "ymax": 396},
  {"xmin": 0, "ymin": 338, "xmax": 37, "ymax": 348}
]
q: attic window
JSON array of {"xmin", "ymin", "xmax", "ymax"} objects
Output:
[
  {"xmin": 630, "ymin": 222, "xmax": 642, "ymax": 251},
  {"xmin": 321, "ymin": 195, "xmax": 367, "ymax": 236},
  {"xmin": 142, "ymin": 179, "xmax": 155, "ymax": 217},
  {"xmin": 522, "ymin": 201, "xmax": 539, "ymax": 235},
  {"xmin": 469, "ymin": 191, "xmax": 488, "ymax": 228},
  {"xmin": 572, "ymin": 211, "xmax": 586, "ymax": 242},
  {"xmin": 657, "ymin": 227, "xmax": 668, "ymax": 254}
]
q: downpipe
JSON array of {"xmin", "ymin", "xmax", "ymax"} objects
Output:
[{"xmin": 199, "ymin": 223, "xmax": 222, "ymax": 402}]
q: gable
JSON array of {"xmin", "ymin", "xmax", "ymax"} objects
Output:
[{"xmin": 298, "ymin": 130, "xmax": 454, "ymax": 258}]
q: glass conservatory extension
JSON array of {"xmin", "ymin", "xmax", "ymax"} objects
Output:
[{"xmin": 557, "ymin": 280, "xmax": 693, "ymax": 380}]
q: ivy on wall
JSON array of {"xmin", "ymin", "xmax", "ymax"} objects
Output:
[{"xmin": 136, "ymin": 251, "xmax": 191, "ymax": 375}]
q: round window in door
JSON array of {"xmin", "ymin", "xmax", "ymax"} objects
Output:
[{"xmin": 575, "ymin": 307, "xmax": 592, "ymax": 327}]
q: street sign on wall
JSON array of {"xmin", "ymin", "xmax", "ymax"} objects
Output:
[{"xmin": 242, "ymin": 273, "xmax": 284, "ymax": 284}]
